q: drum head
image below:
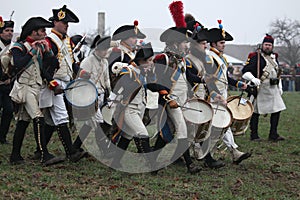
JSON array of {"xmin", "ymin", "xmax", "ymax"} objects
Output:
[
  {"xmin": 227, "ymin": 96, "xmax": 253, "ymax": 120},
  {"xmin": 182, "ymin": 99, "xmax": 213, "ymax": 124},
  {"xmin": 65, "ymin": 79, "xmax": 98, "ymax": 107},
  {"xmin": 211, "ymin": 103, "xmax": 232, "ymax": 128}
]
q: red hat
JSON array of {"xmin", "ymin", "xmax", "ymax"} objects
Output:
[{"xmin": 262, "ymin": 34, "xmax": 274, "ymax": 44}]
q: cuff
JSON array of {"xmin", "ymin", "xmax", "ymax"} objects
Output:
[
  {"xmin": 48, "ymin": 80, "xmax": 59, "ymax": 90},
  {"xmin": 236, "ymin": 81, "xmax": 244, "ymax": 88}
]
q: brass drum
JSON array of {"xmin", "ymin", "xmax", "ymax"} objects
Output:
[{"xmin": 227, "ymin": 96, "xmax": 254, "ymax": 136}]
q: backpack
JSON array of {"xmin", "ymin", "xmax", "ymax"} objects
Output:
[{"xmin": 0, "ymin": 42, "xmax": 27, "ymax": 78}]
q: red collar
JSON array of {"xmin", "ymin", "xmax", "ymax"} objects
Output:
[{"xmin": 25, "ymin": 36, "xmax": 35, "ymax": 45}]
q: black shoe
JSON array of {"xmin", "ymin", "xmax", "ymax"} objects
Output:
[
  {"xmin": 10, "ymin": 156, "xmax": 25, "ymax": 165},
  {"xmin": 31, "ymin": 151, "xmax": 41, "ymax": 160},
  {"xmin": 205, "ymin": 159, "xmax": 225, "ymax": 169},
  {"xmin": 268, "ymin": 135, "xmax": 285, "ymax": 142},
  {"xmin": 250, "ymin": 135, "xmax": 261, "ymax": 141},
  {"xmin": 187, "ymin": 163, "xmax": 202, "ymax": 174},
  {"xmin": 68, "ymin": 151, "xmax": 86, "ymax": 162},
  {"xmin": 42, "ymin": 154, "xmax": 65, "ymax": 166},
  {"xmin": 232, "ymin": 152, "xmax": 252, "ymax": 165}
]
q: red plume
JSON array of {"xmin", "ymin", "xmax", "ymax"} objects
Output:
[
  {"xmin": 217, "ymin": 20, "xmax": 222, "ymax": 24},
  {"xmin": 134, "ymin": 20, "xmax": 138, "ymax": 26},
  {"xmin": 169, "ymin": 1, "xmax": 186, "ymax": 28}
]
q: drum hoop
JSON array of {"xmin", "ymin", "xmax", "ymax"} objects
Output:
[
  {"xmin": 227, "ymin": 95, "xmax": 254, "ymax": 120},
  {"xmin": 183, "ymin": 98, "xmax": 213, "ymax": 124},
  {"xmin": 64, "ymin": 79, "xmax": 98, "ymax": 108},
  {"xmin": 211, "ymin": 102, "xmax": 233, "ymax": 128}
]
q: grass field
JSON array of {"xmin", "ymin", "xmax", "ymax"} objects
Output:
[{"xmin": 0, "ymin": 92, "xmax": 300, "ymax": 199}]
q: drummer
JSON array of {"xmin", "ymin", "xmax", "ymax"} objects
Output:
[
  {"xmin": 72, "ymin": 36, "xmax": 112, "ymax": 154},
  {"xmin": 206, "ymin": 20, "xmax": 252, "ymax": 165},
  {"xmin": 184, "ymin": 14, "xmax": 227, "ymax": 169},
  {"xmin": 109, "ymin": 42, "xmax": 157, "ymax": 170}
]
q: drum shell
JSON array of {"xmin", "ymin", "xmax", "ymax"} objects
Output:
[
  {"xmin": 182, "ymin": 98, "xmax": 213, "ymax": 143},
  {"xmin": 65, "ymin": 79, "xmax": 98, "ymax": 121},
  {"xmin": 227, "ymin": 96, "xmax": 254, "ymax": 136}
]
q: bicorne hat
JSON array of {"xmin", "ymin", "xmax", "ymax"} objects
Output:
[
  {"xmin": 49, "ymin": 5, "xmax": 79, "ymax": 23},
  {"xmin": 112, "ymin": 20, "xmax": 146, "ymax": 41},
  {"xmin": 20, "ymin": 17, "xmax": 53, "ymax": 41},
  {"xmin": 207, "ymin": 20, "xmax": 233, "ymax": 43},
  {"xmin": 134, "ymin": 42, "xmax": 154, "ymax": 61}
]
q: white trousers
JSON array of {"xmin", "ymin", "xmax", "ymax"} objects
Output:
[
  {"xmin": 166, "ymin": 106, "xmax": 187, "ymax": 139},
  {"xmin": 49, "ymin": 80, "xmax": 69, "ymax": 126}
]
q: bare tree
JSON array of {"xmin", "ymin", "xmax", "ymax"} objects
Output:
[{"xmin": 269, "ymin": 18, "xmax": 300, "ymax": 66}]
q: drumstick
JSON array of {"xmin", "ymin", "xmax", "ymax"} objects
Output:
[
  {"xmin": 179, "ymin": 105, "xmax": 202, "ymax": 112},
  {"xmin": 64, "ymin": 84, "xmax": 88, "ymax": 91}
]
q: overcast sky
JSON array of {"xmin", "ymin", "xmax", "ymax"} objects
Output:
[{"xmin": 1, "ymin": 0, "xmax": 299, "ymax": 45}]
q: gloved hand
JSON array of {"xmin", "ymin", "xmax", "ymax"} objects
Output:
[
  {"xmin": 112, "ymin": 62, "xmax": 125, "ymax": 75},
  {"xmin": 53, "ymin": 85, "xmax": 64, "ymax": 96},
  {"xmin": 242, "ymin": 72, "xmax": 261, "ymax": 86},
  {"xmin": 168, "ymin": 100, "xmax": 179, "ymax": 108}
]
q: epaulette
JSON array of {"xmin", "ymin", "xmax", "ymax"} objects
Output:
[
  {"xmin": 112, "ymin": 47, "xmax": 121, "ymax": 53},
  {"xmin": 206, "ymin": 55, "xmax": 213, "ymax": 64},
  {"xmin": 274, "ymin": 52, "xmax": 279, "ymax": 59},
  {"xmin": 248, "ymin": 52, "xmax": 257, "ymax": 59},
  {"xmin": 11, "ymin": 42, "xmax": 25, "ymax": 51},
  {"xmin": 154, "ymin": 54, "xmax": 166, "ymax": 62},
  {"xmin": 185, "ymin": 58, "xmax": 192, "ymax": 68},
  {"xmin": 119, "ymin": 66, "xmax": 131, "ymax": 75}
]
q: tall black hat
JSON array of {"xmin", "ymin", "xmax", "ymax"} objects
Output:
[
  {"xmin": 112, "ymin": 20, "xmax": 146, "ymax": 41},
  {"xmin": 184, "ymin": 13, "xmax": 208, "ymax": 42},
  {"xmin": 20, "ymin": 17, "xmax": 53, "ymax": 41},
  {"xmin": 207, "ymin": 20, "xmax": 233, "ymax": 43},
  {"xmin": 262, "ymin": 34, "xmax": 274, "ymax": 44},
  {"xmin": 0, "ymin": 16, "xmax": 14, "ymax": 33},
  {"xmin": 160, "ymin": 1, "xmax": 190, "ymax": 43},
  {"xmin": 90, "ymin": 35, "xmax": 111, "ymax": 50},
  {"xmin": 134, "ymin": 42, "xmax": 154, "ymax": 61},
  {"xmin": 49, "ymin": 5, "xmax": 79, "ymax": 23}
]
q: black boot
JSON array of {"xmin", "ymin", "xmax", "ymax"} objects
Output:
[
  {"xmin": 56, "ymin": 123, "xmax": 85, "ymax": 162},
  {"xmin": 134, "ymin": 136, "xmax": 157, "ymax": 171},
  {"xmin": 269, "ymin": 112, "xmax": 285, "ymax": 141},
  {"xmin": 204, "ymin": 152, "xmax": 225, "ymax": 169},
  {"xmin": 32, "ymin": 123, "xmax": 55, "ymax": 160},
  {"xmin": 110, "ymin": 136, "xmax": 131, "ymax": 168},
  {"xmin": 171, "ymin": 139, "xmax": 201, "ymax": 174},
  {"xmin": 10, "ymin": 120, "xmax": 30, "ymax": 165},
  {"xmin": 250, "ymin": 113, "xmax": 260, "ymax": 141},
  {"xmin": 0, "ymin": 106, "xmax": 13, "ymax": 144},
  {"xmin": 73, "ymin": 123, "xmax": 92, "ymax": 150},
  {"xmin": 95, "ymin": 124, "xmax": 112, "ymax": 156},
  {"xmin": 33, "ymin": 117, "xmax": 64, "ymax": 166}
]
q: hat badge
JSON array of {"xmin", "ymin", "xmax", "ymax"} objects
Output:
[
  {"xmin": 0, "ymin": 17, "xmax": 4, "ymax": 28},
  {"xmin": 58, "ymin": 10, "xmax": 66, "ymax": 20}
]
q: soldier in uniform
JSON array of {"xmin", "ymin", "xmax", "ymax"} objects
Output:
[
  {"xmin": 108, "ymin": 21, "xmax": 148, "ymax": 147},
  {"xmin": 38, "ymin": 5, "xmax": 85, "ymax": 162},
  {"xmin": 70, "ymin": 34, "xmax": 87, "ymax": 65},
  {"xmin": 0, "ymin": 16, "xmax": 14, "ymax": 144},
  {"xmin": 242, "ymin": 34, "xmax": 286, "ymax": 141},
  {"xmin": 184, "ymin": 15, "xmax": 226, "ymax": 169},
  {"xmin": 150, "ymin": 1, "xmax": 203, "ymax": 174},
  {"xmin": 110, "ymin": 42, "xmax": 156, "ymax": 169},
  {"xmin": 206, "ymin": 21, "xmax": 252, "ymax": 165},
  {"xmin": 9, "ymin": 17, "xmax": 64, "ymax": 165},
  {"xmin": 108, "ymin": 20, "xmax": 146, "ymax": 89},
  {"xmin": 72, "ymin": 35, "xmax": 112, "ymax": 154}
]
